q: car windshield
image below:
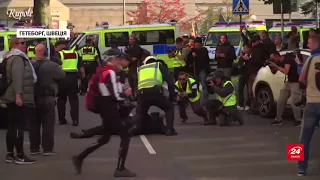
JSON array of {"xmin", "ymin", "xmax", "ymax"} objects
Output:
[
  {"xmin": 205, "ymin": 32, "xmax": 241, "ymax": 47},
  {"xmin": 70, "ymin": 33, "xmax": 84, "ymax": 48}
]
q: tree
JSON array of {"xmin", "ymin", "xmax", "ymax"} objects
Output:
[
  {"xmin": 300, "ymin": 0, "xmax": 320, "ymax": 16},
  {"xmin": 33, "ymin": 0, "xmax": 51, "ymax": 26},
  {"xmin": 258, "ymin": 0, "xmax": 273, "ymax": 4},
  {"xmin": 128, "ymin": 0, "xmax": 202, "ymax": 31},
  {"xmin": 128, "ymin": 0, "xmax": 186, "ymax": 24},
  {"xmin": 198, "ymin": 5, "xmax": 215, "ymax": 35},
  {"xmin": 197, "ymin": 0, "xmax": 251, "ymax": 34},
  {"xmin": 259, "ymin": 0, "xmax": 319, "ymax": 16}
]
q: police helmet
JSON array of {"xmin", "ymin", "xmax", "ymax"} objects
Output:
[{"xmin": 143, "ymin": 56, "xmax": 157, "ymax": 64}]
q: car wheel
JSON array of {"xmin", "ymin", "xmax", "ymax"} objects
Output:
[{"xmin": 256, "ymin": 87, "xmax": 276, "ymax": 118}]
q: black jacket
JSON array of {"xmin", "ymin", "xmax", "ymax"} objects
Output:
[
  {"xmin": 215, "ymin": 42, "xmax": 236, "ymax": 68},
  {"xmin": 247, "ymin": 43, "xmax": 265, "ymax": 75},
  {"xmin": 125, "ymin": 44, "xmax": 143, "ymax": 70},
  {"xmin": 187, "ymin": 47, "xmax": 210, "ymax": 76}
]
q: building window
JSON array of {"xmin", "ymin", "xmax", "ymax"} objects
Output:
[
  {"xmin": 105, "ymin": 32, "xmax": 129, "ymax": 47},
  {"xmin": 0, "ymin": 36, "xmax": 4, "ymax": 51},
  {"xmin": 132, "ymin": 30, "xmax": 175, "ymax": 45}
]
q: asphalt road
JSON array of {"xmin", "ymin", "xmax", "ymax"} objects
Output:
[
  {"xmin": 0, "ymin": 77, "xmax": 320, "ymax": 180},
  {"xmin": 0, "ymin": 97, "xmax": 319, "ymax": 180}
]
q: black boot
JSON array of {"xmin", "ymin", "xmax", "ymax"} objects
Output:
[
  {"xmin": 114, "ymin": 168, "xmax": 137, "ymax": 177},
  {"xmin": 72, "ymin": 156, "xmax": 83, "ymax": 175}
]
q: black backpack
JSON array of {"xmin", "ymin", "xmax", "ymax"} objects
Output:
[{"xmin": 0, "ymin": 57, "xmax": 9, "ymax": 96}]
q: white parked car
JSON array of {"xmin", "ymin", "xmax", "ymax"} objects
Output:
[{"xmin": 252, "ymin": 49, "xmax": 311, "ymax": 118}]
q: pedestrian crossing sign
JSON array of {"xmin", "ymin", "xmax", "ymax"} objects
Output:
[{"xmin": 232, "ymin": 0, "xmax": 250, "ymax": 15}]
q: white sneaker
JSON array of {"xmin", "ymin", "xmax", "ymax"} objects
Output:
[
  {"xmin": 244, "ymin": 106, "xmax": 250, "ymax": 111},
  {"xmin": 237, "ymin": 105, "xmax": 244, "ymax": 110}
]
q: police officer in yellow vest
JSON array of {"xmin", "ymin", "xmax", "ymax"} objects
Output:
[
  {"xmin": 175, "ymin": 72, "xmax": 214, "ymax": 125},
  {"xmin": 135, "ymin": 56, "xmax": 177, "ymax": 136},
  {"xmin": 57, "ymin": 48, "xmax": 85, "ymax": 126},
  {"xmin": 170, "ymin": 37, "xmax": 189, "ymax": 81},
  {"xmin": 79, "ymin": 39, "xmax": 100, "ymax": 95},
  {"xmin": 206, "ymin": 71, "xmax": 244, "ymax": 126},
  {"xmin": 182, "ymin": 34, "xmax": 190, "ymax": 46}
]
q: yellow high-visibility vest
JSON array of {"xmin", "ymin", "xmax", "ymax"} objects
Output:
[
  {"xmin": 79, "ymin": 46, "xmax": 97, "ymax": 61},
  {"xmin": 27, "ymin": 45, "xmax": 35, "ymax": 58},
  {"xmin": 59, "ymin": 49, "xmax": 79, "ymax": 72},
  {"xmin": 173, "ymin": 49, "xmax": 186, "ymax": 68},
  {"xmin": 175, "ymin": 78, "xmax": 200, "ymax": 102},
  {"xmin": 137, "ymin": 62, "xmax": 163, "ymax": 90},
  {"xmin": 216, "ymin": 80, "xmax": 236, "ymax": 107}
]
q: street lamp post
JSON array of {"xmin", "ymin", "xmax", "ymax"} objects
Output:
[{"xmin": 123, "ymin": 0, "xmax": 126, "ymax": 25}]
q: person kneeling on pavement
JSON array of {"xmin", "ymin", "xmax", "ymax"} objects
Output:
[
  {"xmin": 70, "ymin": 111, "xmax": 166, "ymax": 138},
  {"xmin": 205, "ymin": 71, "xmax": 244, "ymax": 126},
  {"xmin": 175, "ymin": 71, "xmax": 213, "ymax": 125}
]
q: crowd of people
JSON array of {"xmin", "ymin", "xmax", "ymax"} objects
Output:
[{"xmin": 0, "ymin": 25, "xmax": 319, "ymax": 178}]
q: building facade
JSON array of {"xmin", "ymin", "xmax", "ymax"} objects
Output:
[
  {"xmin": 60, "ymin": 0, "xmax": 311, "ymax": 33},
  {"xmin": 0, "ymin": 0, "xmax": 69, "ymax": 29}
]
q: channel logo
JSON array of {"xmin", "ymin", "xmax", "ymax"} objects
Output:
[{"xmin": 287, "ymin": 144, "xmax": 304, "ymax": 161}]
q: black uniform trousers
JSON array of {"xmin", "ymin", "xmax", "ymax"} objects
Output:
[
  {"xmin": 77, "ymin": 98, "xmax": 131, "ymax": 169},
  {"xmin": 57, "ymin": 72, "xmax": 79, "ymax": 123},
  {"xmin": 80, "ymin": 61, "xmax": 97, "ymax": 93},
  {"xmin": 135, "ymin": 87, "xmax": 175, "ymax": 130},
  {"xmin": 128, "ymin": 67, "xmax": 138, "ymax": 97}
]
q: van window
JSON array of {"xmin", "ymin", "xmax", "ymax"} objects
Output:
[
  {"xmin": 78, "ymin": 34, "xmax": 100, "ymax": 49},
  {"xmin": 132, "ymin": 30, "xmax": 175, "ymax": 45},
  {"xmin": 0, "ymin": 36, "xmax": 4, "ymax": 51},
  {"xmin": 105, "ymin": 32, "xmax": 129, "ymax": 47}
]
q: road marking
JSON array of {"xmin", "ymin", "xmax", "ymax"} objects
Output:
[{"xmin": 139, "ymin": 135, "xmax": 156, "ymax": 154}]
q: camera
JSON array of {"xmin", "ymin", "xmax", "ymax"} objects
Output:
[
  {"xmin": 263, "ymin": 58, "xmax": 276, "ymax": 67},
  {"xmin": 168, "ymin": 49, "xmax": 175, "ymax": 53},
  {"xmin": 206, "ymin": 74, "xmax": 216, "ymax": 84}
]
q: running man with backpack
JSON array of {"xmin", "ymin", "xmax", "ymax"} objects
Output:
[{"xmin": 72, "ymin": 50, "xmax": 137, "ymax": 177}]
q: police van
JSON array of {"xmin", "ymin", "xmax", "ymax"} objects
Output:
[
  {"xmin": 204, "ymin": 21, "xmax": 267, "ymax": 71},
  {"xmin": 268, "ymin": 22, "xmax": 315, "ymax": 49},
  {"xmin": 69, "ymin": 20, "xmax": 179, "ymax": 69},
  {"xmin": 0, "ymin": 23, "xmax": 55, "ymax": 62}
]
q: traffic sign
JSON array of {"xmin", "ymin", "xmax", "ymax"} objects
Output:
[{"xmin": 233, "ymin": 0, "xmax": 249, "ymax": 15}]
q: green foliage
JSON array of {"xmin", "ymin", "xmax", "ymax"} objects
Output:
[
  {"xmin": 198, "ymin": 0, "xmax": 250, "ymax": 35},
  {"xmin": 300, "ymin": 0, "xmax": 320, "ymax": 16},
  {"xmin": 258, "ymin": 0, "xmax": 274, "ymax": 4}
]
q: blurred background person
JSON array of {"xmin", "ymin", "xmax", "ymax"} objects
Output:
[
  {"xmin": 237, "ymin": 43, "xmax": 250, "ymax": 111},
  {"xmin": 125, "ymin": 35, "xmax": 142, "ymax": 100},
  {"xmin": 215, "ymin": 34, "xmax": 236, "ymax": 78},
  {"xmin": 29, "ymin": 44, "xmax": 65, "ymax": 156}
]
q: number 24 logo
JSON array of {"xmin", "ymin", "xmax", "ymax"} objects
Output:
[{"xmin": 290, "ymin": 147, "xmax": 302, "ymax": 154}]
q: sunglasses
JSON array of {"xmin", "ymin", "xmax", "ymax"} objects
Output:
[
  {"xmin": 16, "ymin": 41, "xmax": 26, "ymax": 45},
  {"xmin": 179, "ymin": 78, "xmax": 186, "ymax": 81}
]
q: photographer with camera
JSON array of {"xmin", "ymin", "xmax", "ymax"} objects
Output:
[
  {"xmin": 205, "ymin": 71, "xmax": 244, "ymax": 126},
  {"xmin": 175, "ymin": 72, "xmax": 213, "ymax": 125},
  {"xmin": 268, "ymin": 50, "xmax": 302, "ymax": 126}
]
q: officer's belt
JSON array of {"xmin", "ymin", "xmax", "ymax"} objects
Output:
[{"xmin": 138, "ymin": 85, "xmax": 163, "ymax": 95}]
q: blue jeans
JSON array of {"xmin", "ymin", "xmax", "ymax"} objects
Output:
[{"xmin": 298, "ymin": 103, "xmax": 320, "ymax": 173}]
